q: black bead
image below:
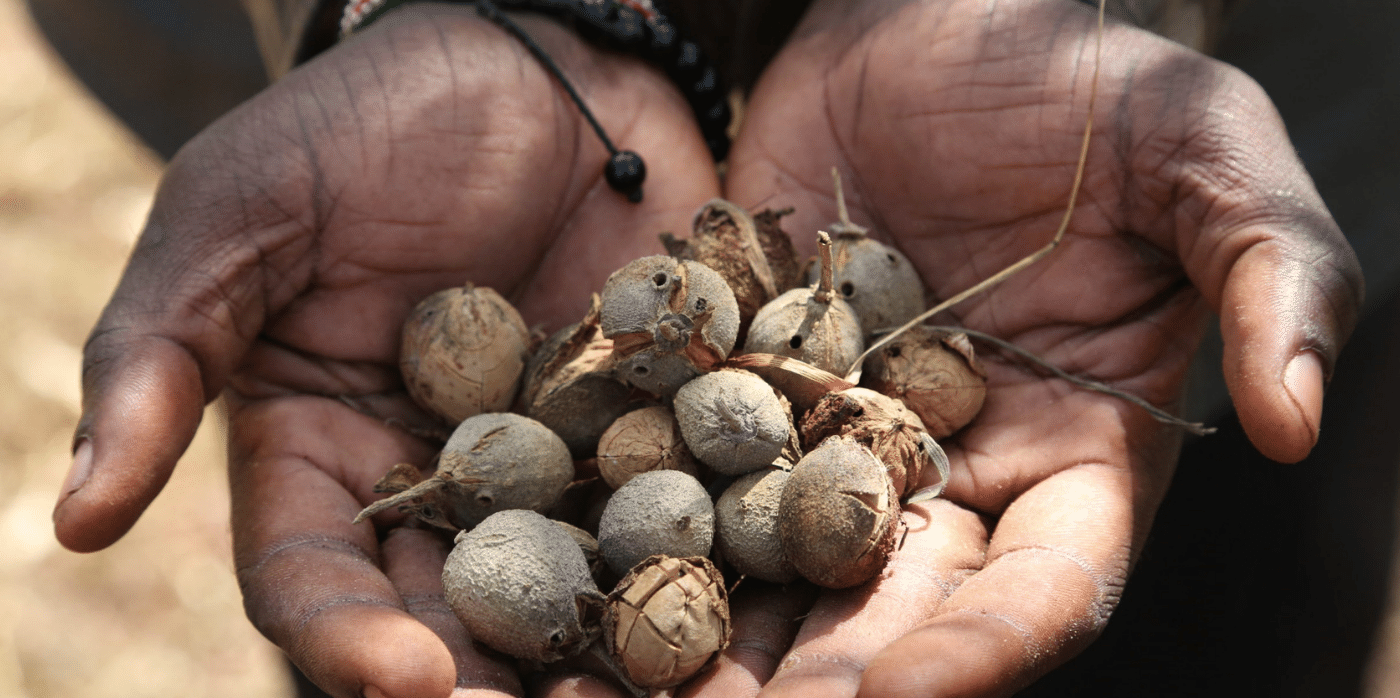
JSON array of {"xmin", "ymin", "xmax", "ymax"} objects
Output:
[
  {"xmin": 611, "ymin": 7, "xmax": 646, "ymax": 48},
  {"xmin": 670, "ymin": 40, "xmax": 703, "ymax": 82},
  {"xmin": 689, "ymin": 65, "xmax": 721, "ymax": 105},
  {"xmin": 645, "ymin": 18, "xmax": 678, "ymax": 61},
  {"xmin": 699, "ymin": 99, "xmax": 731, "ymax": 137},
  {"xmin": 606, "ymin": 150, "xmax": 646, "ymax": 202}
]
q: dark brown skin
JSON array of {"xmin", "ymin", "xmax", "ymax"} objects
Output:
[{"xmin": 56, "ymin": 1, "xmax": 1361, "ymax": 698}]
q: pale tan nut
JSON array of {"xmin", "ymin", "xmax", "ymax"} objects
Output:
[
  {"xmin": 604, "ymin": 555, "xmax": 731, "ymax": 688},
  {"xmin": 807, "ymin": 231, "xmax": 926, "ymax": 336},
  {"xmin": 353, "ymin": 412, "xmax": 574, "ymax": 530},
  {"xmin": 674, "ymin": 369, "xmax": 791, "ymax": 477},
  {"xmin": 520, "ymin": 296, "xmax": 647, "ymax": 459},
  {"xmin": 715, "ymin": 465, "xmax": 798, "ymax": 584},
  {"xmin": 400, "ymin": 284, "xmax": 531, "ymax": 424},
  {"xmin": 597, "ymin": 470, "xmax": 714, "ymax": 577},
  {"xmin": 442, "ymin": 510, "xmax": 604, "ymax": 663},
  {"xmin": 743, "ymin": 286, "xmax": 864, "ymax": 377},
  {"xmin": 599, "ymin": 256, "xmax": 740, "ymax": 396},
  {"xmin": 597, "ymin": 406, "xmax": 698, "ymax": 489},
  {"xmin": 779, "ymin": 436, "xmax": 900, "ymax": 589},
  {"xmin": 860, "ymin": 326, "xmax": 987, "ymax": 439},
  {"xmin": 801, "ymin": 387, "xmax": 940, "ymax": 498}
]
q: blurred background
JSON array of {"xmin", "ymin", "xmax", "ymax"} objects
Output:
[{"xmin": 0, "ymin": 0, "xmax": 292, "ymax": 695}]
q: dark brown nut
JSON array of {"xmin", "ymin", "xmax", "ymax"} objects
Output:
[
  {"xmin": 714, "ymin": 466, "xmax": 798, "ymax": 583},
  {"xmin": 597, "ymin": 470, "xmax": 714, "ymax": 576},
  {"xmin": 597, "ymin": 406, "xmax": 698, "ymax": 489},
  {"xmin": 399, "ymin": 284, "xmax": 532, "ymax": 424},
  {"xmin": 808, "ymin": 231, "xmax": 925, "ymax": 335},
  {"xmin": 442, "ymin": 510, "xmax": 603, "ymax": 662},
  {"xmin": 861, "ymin": 327, "xmax": 987, "ymax": 439},
  {"xmin": 801, "ymin": 387, "xmax": 940, "ymax": 498},
  {"xmin": 604, "ymin": 555, "xmax": 731, "ymax": 688},
  {"xmin": 520, "ymin": 296, "xmax": 647, "ymax": 458},
  {"xmin": 353, "ymin": 412, "xmax": 573, "ymax": 530},
  {"xmin": 674, "ymin": 369, "xmax": 791, "ymax": 476},
  {"xmin": 779, "ymin": 436, "xmax": 900, "ymax": 589},
  {"xmin": 600, "ymin": 256, "xmax": 740, "ymax": 396}
]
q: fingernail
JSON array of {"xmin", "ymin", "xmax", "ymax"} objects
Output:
[
  {"xmin": 57, "ymin": 439, "xmax": 94, "ymax": 510},
  {"xmin": 1283, "ymin": 351, "xmax": 1323, "ymax": 444}
]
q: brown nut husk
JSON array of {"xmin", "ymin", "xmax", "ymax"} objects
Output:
[
  {"xmin": 442, "ymin": 510, "xmax": 604, "ymax": 662},
  {"xmin": 861, "ymin": 327, "xmax": 987, "ymax": 439},
  {"xmin": 597, "ymin": 470, "xmax": 714, "ymax": 577},
  {"xmin": 597, "ymin": 406, "xmax": 698, "ymax": 489},
  {"xmin": 807, "ymin": 231, "xmax": 926, "ymax": 336},
  {"xmin": 600, "ymin": 256, "xmax": 740, "ymax": 396},
  {"xmin": 674, "ymin": 369, "xmax": 792, "ymax": 476},
  {"xmin": 715, "ymin": 466, "xmax": 798, "ymax": 583},
  {"xmin": 353, "ymin": 412, "xmax": 573, "ymax": 530},
  {"xmin": 779, "ymin": 436, "xmax": 900, "ymax": 589},
  {"xmin": 801, "ymin": 387, "xmax": 943, "ymax": 498},
  {"xmin": 400, "ymin": 284, "xmax": 531, "ymax": 424},
  {"xmin": 604, "ymin": 555, "xmax": 731, "ymax": 688},
  {"xmin": 521, "ymin": 296, "xmax": 648, "ymax": 458}
]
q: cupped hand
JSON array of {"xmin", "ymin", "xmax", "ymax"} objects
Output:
[
  {"xmin": 56, "ymin": 4, "xmax": 719, "ymax": 697},
  {"xmin": 697, "ymin": 0, "xmax": 1364, "ymax": 696}
]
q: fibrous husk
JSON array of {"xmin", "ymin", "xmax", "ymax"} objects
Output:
[
  {"xmin": 442, "ymin": 510, "xmax": 604, "ymax": 662},
  {"xmin": 604, "ymin": 555, "xmax": 731, "ymax": 688},
  {"xmin": 778, "ymin": 436, "xmax": 900, "ymax": 589},
  {"xmin": 400, "ymin": 284, "xmax": 531, "ymax": 424},
  {"xmin": 800, "ymin": 387, "xmax": 946, "ymax": 498},
  {"xmin": 600, "ymin": 256, "xmax": 740, "ymax": 396},
  {"xmin": 596, "ymin": 405, "xmax": 699, "ymax": 489},
  {"xmin": 860, "ymin": 327, "xmax": 987, "ymax": 438},
  {"xmin": 521, "ymin": 295, "xmax": 650, "ymax": 458}
]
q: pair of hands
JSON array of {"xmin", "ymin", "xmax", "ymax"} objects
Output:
[{"xmin": 53, "ymin": 0, "xmax": 1362, "ymax": 696}]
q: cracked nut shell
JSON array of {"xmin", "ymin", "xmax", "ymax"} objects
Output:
[{"xmin": 604, "ymin": 555, "xmax": 731, "ymax": 688}]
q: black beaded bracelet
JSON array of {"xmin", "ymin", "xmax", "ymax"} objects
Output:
[{"xmin": 340, "ymin": 0, "xmax": 731, "ymax": 202}]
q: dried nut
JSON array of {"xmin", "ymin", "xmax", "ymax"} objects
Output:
[
  {"xmin": 604, "ymin": 555, "xmax": 731, "ymax": 688},
  {"xmin": 861, "ymin": 327, "xmax": 987, "ymax": 439},
  {"xmin": 597, "ymin": 406, "xmax": 699, "ymax": 489},
  {"xmin": 779, "ymin": 436, "xmax": 900, "ymax": 588},
  {"xmin": 353, "ymin": 412, "xmax": 574, "ymax": 530},
  {"xmin": 715, "ymin": 466, "xmax": 798, "ymax": 583},
  {"xmin": 521, "ymin": 297, "xmax": 645, "ymax": 458},
  {"xmin": 442, "ymin": 510, "xmax": 603, "ymax": 662},
  {"xmin": 674, "ymin": 369, "xmax": 792, "ymax": 476},
  {"xmin": 400, "ymin": 285, "xmax": 531, "ymax": 424},
  {"xmin": 808, "ymin": 231, "xmax": 925, "ymax": 335},
  {"xmin": 746, "ymin": 234, "xmax": 864, "ymax": 376},
  {"xmin": 599, "ymin": 256, "xmax": 740, "ymax": 396},
  {"xmin": 598, "ymin": 470, "xmax": 714, "ymax": 576},
  {"xmin": 801, "ymin": 387, "xmax": 937, "ymax": 497}
]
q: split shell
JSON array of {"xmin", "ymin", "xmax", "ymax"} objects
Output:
[
  {"xmin": 597, "ymin": 406, "xmax": 699, "ymax": 489},
  {"xmin": 441, "ymin": 510, "xmax": 603, "ymax": 662},
  {"xmin": 860, "ymin": 327, "xmax": 987, "ymax": 439},
  {"xmin": 604, "ymin": 555, "xmax": 731, "ymax": 688},
  {"xmin": 598, "ymin": 470, "xmax": 714, "ymax": 576},
  {"xmin": 801, "ymin": 387, "xmax": 936, "ymax": 498},
  {"xmin": 779, "ymin": 436, "xmax": 900, "ymax": 588},
  {"xmin": 400, "ymin": 285, "xmax": 531, "ymax": 424},
  {"xmin": 715, "ymin": 467, "xmax": 797, "ymax": 583},
  {"xmin": 674, "ymin": 369, "xmax": 791, "ymax": 477}
]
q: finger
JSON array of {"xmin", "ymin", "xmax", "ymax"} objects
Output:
[
  {"xmin": 857, "ymin": 460, "xmax": 1136, "ymax": 698},
  {"xmin": 232, "ymin": 396, "xmax": 454, "ymax": 698},
  {"xmin": 758, "ymin": 500, "xmax": 988, "ymax": 698},
  {"xmin": 380, "ymin": 527, "xmax": 523, "ymax": 697},
  {"xmin": 680, "ymin": 580, "xmax": 819, "ymax": 698}
]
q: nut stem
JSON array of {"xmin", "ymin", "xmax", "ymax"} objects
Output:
[
  {"xmin": 814, "ymin": 232, "xmax": 835, "ymax": 306},
  {"xmin": 351, "ymin": 475, "xmax": 448, "ymax": 525}
]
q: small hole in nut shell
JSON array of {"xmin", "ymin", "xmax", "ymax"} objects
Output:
[
  {"xmin": 789, "ymin": 335, "xmax": 803, "ymax": 349},
  {"xmin": 840, "ymin": 281, "xmax": 855, "ymax": 297},
  {"xmin": 634, "ymin": 365, "xmax": 650, "ymax": 375},
  {"xmin": 652, "ymin": 272, "xmax": 669, "ymax": 287},
  {"xmin": 476, "ymin": 494, "xmax": 494, "ymax": 506}
]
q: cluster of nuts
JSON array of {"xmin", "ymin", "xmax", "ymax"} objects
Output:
[{"xmin": 354, "ymin": 195, "xmax": 988, "ymax": 692}]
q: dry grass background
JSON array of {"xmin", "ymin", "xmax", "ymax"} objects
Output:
[{"xmin": 0, "ymin": 0, "xmax": 293, "ymax": 696}]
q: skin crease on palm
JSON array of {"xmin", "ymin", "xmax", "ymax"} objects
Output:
[{"xmin": 52, "ymin": 1, "xmax": 1361, "ymax": 698}]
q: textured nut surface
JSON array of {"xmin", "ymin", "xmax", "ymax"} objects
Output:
[
  {"xmin": 437, "ymin": 412, "xmax": 574, "ymax": 529},
  {"xmin": 400, "ymin": 285, "xmax": 531, "ymax": 424},
  {"xmin": 605, "ymin": 555, "xmax": 730, "ymax": 688},
  {"xmin": 779, "ymin": 436, "xmax": 900, "ymax": 588},
  {"xmin": 743, "ymin": 287, "xmax": 864, "ymax": 376},
  {"xmin": 861, "ymin": 327, "xmax": 987, "ymax": 439},
  {"xmin": 715, "ymin": 467, "xmax": 797, "ymax": 583},
  {"xmin": 674, "ymin": 369, "xmax": 791, "ymax": 476},
  {"xmin": 801, "ymin": 387, "xmax": 935, "ymax": 497},
  {"xmin": 808, "ymin": 233, "xmax": 925, "ymax": 335},
  {"xmin": 598, "ymin": 470, "xmax": 714, "ymax": 576},
  {"xmin": 597, "ymin": 406, "xmax": 698, "ymax": 489},
  {"xmin": 442, "ymin": 510, "xmax": 602, "ymax": 662}
]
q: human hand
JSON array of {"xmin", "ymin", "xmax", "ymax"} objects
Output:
[
  {"xmin": 55, "ymin": 4, "xmax": 720, "ymax": 696},
  {"xmin": 692, "ymin": 0, "xmax": 1364, "ymax": 696}
]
